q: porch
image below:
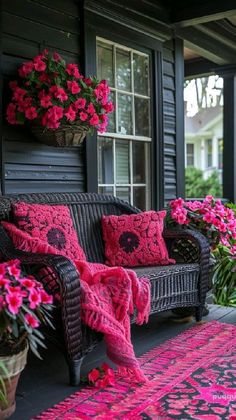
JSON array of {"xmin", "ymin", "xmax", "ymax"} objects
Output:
[{"xmin": 11, "ymin": 304, "xmax": 236, "ymax": 420}]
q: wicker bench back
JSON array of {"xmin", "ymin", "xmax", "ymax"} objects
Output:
[{"xmin": 0, "ymin": 192, "xmax": 139, "ymax": 263}]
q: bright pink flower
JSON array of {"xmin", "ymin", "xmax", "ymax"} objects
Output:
[
  {"xmin": 34, "ymin": 59, "xmax": 46, "ymax": 72},
  {"xmin": 19, "ymin": 278, "xmax": 36, "ymax": 289},
  {"xmin": 29, "ymin": 289, "xmax": 41, "ymax": 309},
  {"xmin": 87, "ymin": 103, "xmax": 95, "ymax": 115},
  {"xmin": 203, "ymin": 212, "xmax": 214, "ymax": 224},
  {"xmin": 40, "ymin": 290, "xmax": 53, "ymax": 305},
  {"xmin": 6, "ymin": 292, "xmax": 22, "ymax": 315},
  {"xmin": 101, "ymin": 362, "xmax": 110, "ymax": 372},
  {"xmin": 0, "ymin": 277, "xmax": 10, "ymax": 287},
  {"xmin": 0, "ymin": 265, "xmax": 6, "ymax": 276},
  {"xmin": 52, "ymin": 87, "xmax": 68, "ymax": 102},
  {"xmin": 38, "ymin": 73, "xmax": 50, "ymax": 84},
  {"xmin": 84, "ymin": 77, "xmax": 93, "ymax": 86},
  {"xmin": 204, "ymin": 195, "xmax": 214, "ymax": 203},
  {"xmin": 7, "ymin": 264, "xmax": 21, "ymax": 279},
  {"xmin": 88, "ymin": 368, "xmax": 100, "ymax": 383},
  {"xmin": 65, "ymin": 106, "xmax": 76, "ymax": 121},
  {"xmin": 18, "ymin": 62, "xmax": 34, "ymax": 78},
  {"xmin": 53, "ymin": 52, "xmax": 61, "ymax": 62},
  {"xmin": 40, "ymin": 95, "xmax": 52, "ymax": 108},
  {"xmin": 25, "ymin": 106, "xmax": 38, "ymax": 120},
  {"xmin": 170, "ymin": 198, "xmax": 184, "ymax": 209},
  {"xmin": 18, "ymin": 97, "xmax": 33, "ymax": 112},
  {"xmin": 103, "ymin": 101, "xmax": 114, "ymax": 113},
  {"xmin": 79, "ymin": 111, "xmax": 88, "ymax": 122},
  {"xmin": 74, "ymin": 98, "xmax": 86, "ymax": 110},
  {"xmin": 25, "ymin": 313, "xmax": 39, "ymax": 329},
  {"xmin": 66, "ymin": 64, "xmax": 81, "ymax": 78},
  {"xmin": 13, "ymin": 87, "xmax": 27, "ymax": 101},
  {"xmin": 67, "ymin": 81, "xmax": 81, "ymax": 94},
  {"xmin": 89, "ymin": 113, "xmax": 99, "ymax": 126}
]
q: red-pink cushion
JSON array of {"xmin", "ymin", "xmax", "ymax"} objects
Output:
[
  {"xmin": 102, "ymin": 210, "xmax": 175, "ymax": 267},
  {"xmin": 12, "ymin": 202, "xmax": 86, "ymax": 261}
]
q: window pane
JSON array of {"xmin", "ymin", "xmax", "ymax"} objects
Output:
[
  {"xmin": 133, "ymin": 187, "xmax": 146, "ymax": 210},
  {"xmin": 135, "ymin": 98, "xmax": 150, "ymax": 137},
  {"xmin": 206, "ymin": 139, "xmax": 212, "ymax": 168},
  {"xmin": 133, "ymin": 54, "xmax": 149, "ymax": 95},
  {"xmin": 98, "ymin": 138, "xmax": 114, "ymax": 184},
  {"xmin": 218, "ymin": 139, "xmax": 223, "ymax": 169},
  {"xmin": 99, "ymin": 186, "xmax": 114, "ymax": 195},
  {"xmin": 97, "ymin": 42, "xmax": 114, "ymax": 87},
  {"xmin": 116, "ymin": 49, "xmax": 131, "ymax": 91},
  {"xmin": 116, "ymin": 187, "xmax": 130, "ymax": 203},
  {"xmin": 133, "ymin": 142, "xmax": 149, "ymax": 183},
  {"xmin": 116, "ymin": 140, "xmax": 130, "ymax": 183},
  {"xmin": 118, "ymin": 94, "xmax": 132, "ymax": 135},
  {"xmin": 107, "ymin": 91, "xmax": 115, "ymax": 132}
]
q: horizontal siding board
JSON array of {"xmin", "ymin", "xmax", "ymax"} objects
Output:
[
  {"xmin": 5, "ymin": 165, "xmax": 84, "ymax": 181},
  {"xmin": 163, "ymin": 60, "xmax": 174, "ymax": 76},
  {"xmin": 2, "ymin": 0, "xmax": 79, "ymax": 34},
  {"xmin": 163, "ymin": 74, "xmax": 175, "ymax": 90},
  {"xmin": 163, "ymin": 48, "xmax": 174, "ymax": 63},
  {"xmin": 5, "ymin": 181, "xmax": 85, "ymax": 194},
  {"xmin": 4, "ymin": 142, "xmax": 85, "ymax": 167},
  {"xmin": 2, "ymin": 12, "xmax": 79, "ymax": 53},
  {"xmin": 32, "ymin": 0, "xmax": 79, "ymax": 16}
]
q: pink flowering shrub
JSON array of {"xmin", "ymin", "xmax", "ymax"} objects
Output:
[
  {"xmin": 82, "ymin": 363, "xmax": 116, "ymax": 388},
  {"xmin": 0, "ymin": 259, "xmax": 53, "ymax": 357},
  {"xmin": 6, "ymin": 50, "xmax": 114, "ymax": 134},
  {"xmin": 167, "ymin": 196, "xmax": 236, "ymax": 307},
  {"xmin": 167, "ymin": 195, "xmax": 236, "ymax": 253}
]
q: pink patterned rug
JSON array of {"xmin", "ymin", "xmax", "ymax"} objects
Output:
[{"xmin": 35, "ymin": 321, "xmax": 236, "ymax": 420}]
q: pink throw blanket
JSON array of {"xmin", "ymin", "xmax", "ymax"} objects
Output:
[{"xmin": 75, "ymin": 261, "xmax": 150, "ymax": 382}]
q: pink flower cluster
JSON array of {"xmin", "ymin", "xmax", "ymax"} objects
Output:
[
  {"xmin": 168, "ymin": 195, "xmax": 236, "ymax": 253},
  {"xmin": 6, "ymin": 50, "xmax": 114, "ymax": 133},
  {"xmin": 87, "ymin": 363, "xmax": 115, "ymax": 388},
  {"xmin": 0, "ymin": 259, "xmax": 53, "ymax": 350}
]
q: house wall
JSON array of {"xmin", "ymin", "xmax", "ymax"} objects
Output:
[
  {"xmin": 0, "ymin": 0, "xmax": 184, "ymax": 207},
  {"xmin": 1, "ymin": 0, "xmax": 85, "ymax": 194}
]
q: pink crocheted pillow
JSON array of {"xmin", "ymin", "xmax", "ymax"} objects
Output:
[
  {"xmin": 12, "ymin": 202, "xmax": 86, "ymax": 261},
  {"xmin": 102, "ymin": 211, "xmax": 175, "ymax": 267}
]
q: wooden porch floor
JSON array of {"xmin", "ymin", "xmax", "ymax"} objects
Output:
[{"xmin": 12, "ymin": 304, "xmax": 236, "ymax": 420}]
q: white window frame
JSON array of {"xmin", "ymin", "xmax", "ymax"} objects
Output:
[{"xmin": 97, "ymin": 37, "xmax": 152, "ymax": 209}]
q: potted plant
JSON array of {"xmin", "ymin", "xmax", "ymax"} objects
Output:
[
  {"xmin": 6, "ymin": 50, "xmax": 114, "ymax": 147},
  {"xmin": 0, "ymin": 259, "xmax": 53, "ymax": 418},
  {"xmin": 166, "ymin": 195, "xmax": 236, "ymax": 308}
]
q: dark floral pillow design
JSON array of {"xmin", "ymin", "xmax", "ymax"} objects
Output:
[
  {"xmin": 102, "ymin": 211, "xmax": 175, "ymax": 267},
  {"xmin": 13, "ymin": 202, "xmax": 86, "ymax": 261}
]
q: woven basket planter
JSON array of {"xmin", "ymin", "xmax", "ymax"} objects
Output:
[
  {"xmin": 0, "ymin": 342, "xmax": 28, "ymax": 419},
  {"xmin": 31, "ymin": 123, "xmax": 88, "ymax": 147}
]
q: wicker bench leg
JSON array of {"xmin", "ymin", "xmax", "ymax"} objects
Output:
[
  {"xmin": 67, "ymin": 357, "xmax": 85, "ymax": 386},
  {"xmin": 195, "ymin": 306, "xmax": 203, "ymax": 322}
]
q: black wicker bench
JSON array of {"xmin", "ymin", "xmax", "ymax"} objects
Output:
[{"xmin": 0, "ymin": 192, "xmax": 210, "ymax": 385}]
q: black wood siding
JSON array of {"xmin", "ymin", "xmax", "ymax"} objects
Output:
[
  {"xmin": 1, "ymin": 0, "xmax": 86, "ymax": 194},
  {"xmin": 163, "ymin": 40, "xmax": 177, "ymax": 202}
]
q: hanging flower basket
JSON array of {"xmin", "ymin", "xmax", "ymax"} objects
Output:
[
  {"xmin": 6, "ymin": 50, "xmax": 114, "ymax": 147},
  {"xmin": 30, "ymin": 122, "xmax": 88, "ymax": 147},
  {"xmin": 0, "ymin": 342, "xmax": 28, "ymax": 419}
]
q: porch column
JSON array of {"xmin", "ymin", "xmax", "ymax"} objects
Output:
[{"xmin": 223, "ymin": 72, "xmax": 236, "ymax": 202}]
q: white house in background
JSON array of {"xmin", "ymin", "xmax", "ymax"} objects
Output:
[{"xmin": 185, "ymin": 105, "xmax": 223, "ymax": 182}]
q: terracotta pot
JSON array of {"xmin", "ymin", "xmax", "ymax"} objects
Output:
[
  {"xmin": 0, "ymin": 343, "xmax": 28, "ymax": 419},
  {"xmin": 30, "ymin": 122, "xmax": 88, "ymax": 147}
]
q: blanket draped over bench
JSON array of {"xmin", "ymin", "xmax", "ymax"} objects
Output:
[{"xmin": 75, "ymin": 261, "xmax": 150, "ymax": 382}]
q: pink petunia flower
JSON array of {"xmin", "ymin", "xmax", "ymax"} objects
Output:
[
  {"xmin": 89, "ymin": 113, "xmax": 99, "ymax": 126},
  {"xmin": 74, "ymin": 98, "xmax": 86, "ymax": 110},
  {"xmin": 64, "ymin": 106, "xmax": 76, "ymax": 121},
  {"xmin": 29, "ymin": 289, "xmax": 41, "ymax": 309},
  {"xmin": 40, "ymin": 290, "xmax": 53, "ymax": 305},
  {"xmin": 88, "ymin": 368, "xmax": 100, "ymax": 383},
  {"xmin": 25, "ymin": 107, "xmax": 38, "ymax": 120},
  {"xmin": 67, "ymin": 81, "xmax": 81, "ymax": 94},
  {"xmin": 25, "ymin": 313, "xmax": 39, "ymax": 329},
  {"xmin": 79, "ymin": 111, "xmax": 88, "ymax": 122},
  {"xmin": 66, "ymin": 64, "xmax": 81, "ymax": 79},
  {"xmin": 6, "ymin": 292, "xmax": 22, "ymax": 315}
]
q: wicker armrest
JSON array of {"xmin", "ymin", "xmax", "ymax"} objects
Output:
[
  {"xmin": 0, "ymin": 225, "xmax": 82, "ymax": 361},
  {"xmin": 163, "ymin": 228, "xmax": 210, "ymax": 264},
  {"xmin": 163, "ymin": 228, "xmax": 210, "ymax": 303}
]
